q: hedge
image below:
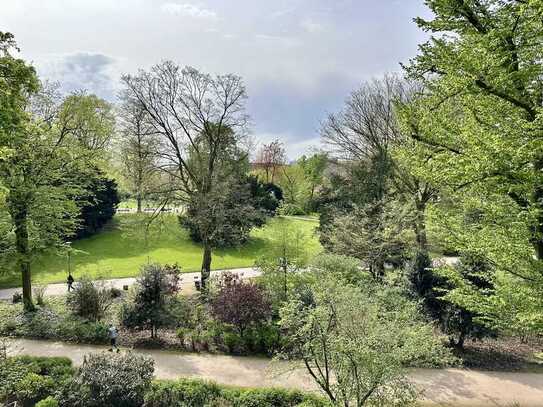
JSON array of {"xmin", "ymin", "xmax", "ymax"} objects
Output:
[{"xmin": 143, "ymin": 378, "xmax": 328, "ymax": 407}]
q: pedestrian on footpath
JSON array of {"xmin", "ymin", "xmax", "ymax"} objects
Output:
[
  {"xmin": 67, "ymin": 274, "xmax": 74, "ymax": 292},
  {"xmin": 108, "ymin": 324, "xmax": 120, "ymax": 353}
]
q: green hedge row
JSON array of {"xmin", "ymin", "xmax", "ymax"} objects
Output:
[
  {"xmin": 144, "ymin": 379, "xmax": 328, "ymax": 407},
  {"xmin": 2, "ymin": 356, "xmax": 327, "ymax": 407}
]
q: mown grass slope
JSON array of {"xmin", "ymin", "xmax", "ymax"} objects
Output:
[{"xmin": 0, "ymin": 215, "xmax": 321, "ymax": 288}]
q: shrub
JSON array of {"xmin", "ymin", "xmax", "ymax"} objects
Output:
[
  {"xmin": 223, "ymin": 331, "xmax": 244, "ymax": 354},
  {"xmin": 121, "ymin": 263, "xmax": 181, "ymax": 338},
  {"xmin": 143, "ymin": 379, "xmax": 222, "ymax": 407},
  {"xmin": 143, "ymin": 379, "xmax": 327, "ymax": 407},
  {"xmin": 36, "ymin": 396, "xmax": 59, "ymax": 407},
  {"xmin": 0, "ymin": 356, "xmax": 72, "ymax": 407},
  {"xmin": 176, "ymin": 327, "xmax": 188, "ymax": 345},
  {"xmin": 55, "ymin": 319, "xmax": 108, "ymax": 344},
  {"xmin": 14, "ymin": 372, "xmax": 55, "ymax": 406},
  {"xmin": 12, "ymin": 291, "xmax": 22, "ymax": 304},
  {"xmin": 227, "ymin": 387, "xmax": 324, "ymax": 407},
  {"xmin": 76, "ymin": 352, "xmax": 154, "ymax": 407},
  {"xmin": 33, "ymin": 285, "xmax": 47, "ymax": 306},
  {"xmin": 278, "ymin": 203, "xmax": 305, "ymax": 216},
  {"xmin": 109, "ymin": 287, "xmax": 122, "ymax": 299},
  {"xmin": 211, "ymin": 273, "xmax": 272, "ymax": 337},
  {"xmin": 10, "ymin": 356, "xmax": 73, "ymax": 377},
  {"xmin": 66, "ymin": 278, "xmax": 114, "ymax": 321}
]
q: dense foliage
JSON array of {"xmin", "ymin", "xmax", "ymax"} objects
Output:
[
  {"xmin": 211, "ymin": 272, "xmax": 272, "ymax": 336},
  {"xmin": 179, "ymin": 174, "xmax": 267, "ymax": 248},
  {"xmin": 74, "ymin": 170, "xmax": 119, "ymax": 239},
  {"xmin": 66, "ymin": 278, "xmax": 115, "ymax": 322},
  {"xmin": 397, "ymin": 0, "xmax": 543, "ymax": 335},
  {"xmin": 0, "ymin": 355, "xmax": 73, "ymax": 407},
  {"xmin": 121, "ymin": 263, "xmax": 181, "ymax": 337},
  {"xmin": 144, "ymin": 379, "xmax": 328, "ymax": 407},
  {"xmin": 279, "ymin": 269, "xmax": 454, "ymax": 406}
]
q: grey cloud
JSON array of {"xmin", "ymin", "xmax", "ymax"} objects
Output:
[{"xmin": 37, "ymin": 52, "xmax": 117, "ymax": 100}]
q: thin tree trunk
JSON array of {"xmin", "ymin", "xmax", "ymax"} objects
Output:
[
  {"xmin": 414, "ymin": 201, "xmax": 428, "ymax": 253},
  {"xmin": 201, "ymin": 241, "xmax": 212, "ymax": 289},
  {"xmin": 532, "ymin": 158, "xmax": 543, "ymax": 260},
  {"xmin": 13, "ymin": 203, "xmax": 34, "ymax": 311},
  {"xmin": 136, "ymin": 195, "xmax": 142, "ymax": 213}
]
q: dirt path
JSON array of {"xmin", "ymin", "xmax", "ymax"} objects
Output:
[
  {"xmin": 6, "ymin": 338, "xmax": 543, "ymax": 406},
  {"xmin": 0, "ymin": 267, "xmax": 258, "ymax": 301}
]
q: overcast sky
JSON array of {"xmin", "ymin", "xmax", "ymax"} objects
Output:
[{"xmin": 1, "ymin": 0, "xmax": 431, "ymax": 158}]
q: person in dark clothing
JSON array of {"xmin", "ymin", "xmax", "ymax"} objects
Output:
[
  {"xmin": 67, "ymin": 274, "xmax": 74, "ymax": 292},
  {"xmin": 108, "ymin": 324, "xmax": 120, "ymax": 353}
]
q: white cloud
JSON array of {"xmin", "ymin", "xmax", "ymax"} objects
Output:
[
  {"xmin": 300, "ymin": 18, "xmax": 325, "ymax": 33},
  {"xmin": 161, "ymin": 3, "xmax": 217, "ymax": 19}
]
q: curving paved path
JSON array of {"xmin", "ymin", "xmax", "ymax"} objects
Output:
[
  {"xmin": 5, "ymin": 338, "xmax": 543, "ymax": 406},
  {"xmin": 0, "ymin": 267, "xmax": 259, "ymax": 301},
  {"xmin": 0, "ymin": 257, "xmax": 460, "ymax": 301}
]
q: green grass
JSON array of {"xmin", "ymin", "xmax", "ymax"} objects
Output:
[{"xmin": 0, "ymin": 215, "xmax": 321, "ymax": 288}]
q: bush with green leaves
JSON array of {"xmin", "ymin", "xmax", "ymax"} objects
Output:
[
  {"xmin": 408, "ymin": 252, "xmax": 495, "ymax": 349},
  {"xmin": 0, "ymin": 356, "xmax": 73, "ymax": 407},
  {"xmin": 143, "ymin": 378, "xmax": 328, "ymax": 407},
  {"xmin": 65, "ymin": 352, "xmax": 154, "ymax": 407},
  {"xmin": 66, "ymin": 278, "xmax": 114, "ymax": 321},
  {"xmin": 121, "ymin": 263, "xmax": 181, "ymax": 338},
  {"xmin": 279, "ymin": 273, "xmax": 456, "ymax": 406},
  {"xmin": 36, "ymin": 396, "xmax": 59, "ymax": 407}
]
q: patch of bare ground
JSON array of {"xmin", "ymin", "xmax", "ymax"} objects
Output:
[{"xmin": 454, "ymin": 337, "xmax": 543, "ymax": 372}]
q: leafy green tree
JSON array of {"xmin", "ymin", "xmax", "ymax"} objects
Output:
[
  {"xmin": 256, "ymin": 220, "xmax": 310, "ymax": 307},
  {"xmin": 321, "ymin": 200, "xmax": 411, "ymax": 277},
  {"xmin": 0, "ymin": 75, "xmax": 115, "ymax": 310},
  {"xmin": 121, "ymin": 63, "xmax": 249, "ymax": 288},
  {"xmin": 298, "ymin": 152, "xmax": 328, "ymax": 211},
  {"xmin": 401, "ymin": 0, "xmax": 543, "ymax": 334},
  {"xmin": 277, "ymin": 164, "xmax": 311, "ymax": 214},
  {"xmin": 121, "ymin": 263, "xmax": 181, "ymax": 338},
  {"xmin": 0, "ymin": 32, "xmax": 39, "ymax": 309},
  {"xmin": 74, "ymin": 169, "xmax": 120, "ymax": 239},
  {"xmin": 279, "ymin": 271, "xmax": 453, "ymax": 406},
  {"xmin": 178, "ymin": 125, "xmax": 267, "ymax": 252}
]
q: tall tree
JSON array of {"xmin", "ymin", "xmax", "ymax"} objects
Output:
[
  {"xmin": 298, "ymin": 152, "xmax": 328, "ymax": 210},
  {"xmin": 0, "ymin": 35, "xmax": 115, "ymax": 309},
  {"xmin": 117, "ymin": 92, "xmax": 158, "ymax": 213},
  {"xmin": 402, "ymin": 0, "xmax": 543, "ymax": 333},
  {"xmin": 121, "ymin": 62, "xmax": 249, "ymax": 288},
  {"xmin": 254, "ymin": 139, "xmax": 286, "ymax": 183}
]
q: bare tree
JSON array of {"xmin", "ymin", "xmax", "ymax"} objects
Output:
[
  {"xmin": 321, "ymin": 75, "xmax": 436, "ymax": 255},
  {"xmin": 121, "ymin": 62, "xmax": 249, "ymax": 287},
  {"xmin": 117, "ymin": 92, "xmax": 159, "ymax": 213},
  {"xmin": 255, "ymin": 139, "xmax": 286, "ymax": 183},
  {"xmin": 321, "ymin": 74, "xmax": 410, "ymax": 162}
]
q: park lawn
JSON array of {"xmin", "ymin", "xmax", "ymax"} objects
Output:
[{"xmin": 0, "ymin": 214, "xmax": 321, "ymax": 288}]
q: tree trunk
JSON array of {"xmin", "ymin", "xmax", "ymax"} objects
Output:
[
  {"xmin": 532, "ymin": 158, "xmax": 543, "ymax": 260},
  {"xmin": 414, "ymin": 201, "xmax": 428, "ymax": 253},
  {"xmin": 136, "ymin": 195, "xmax": 142, "ymax": 213},
  {"xmin": 13, "ymin": 203, "xmax": 34, "ymax": 311},
  {"xmin": 201, "ymin": 241, "xmax": 212, "ymax": 289}
]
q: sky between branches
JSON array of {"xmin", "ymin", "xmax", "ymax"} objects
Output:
[{"xmin": 1, "ymin": 0, "xmax": 431, "ymax": 159}]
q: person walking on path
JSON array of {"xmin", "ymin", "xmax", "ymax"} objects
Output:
[
  {"xmin": 108, "ymin": 324, "xmax": 120, "ymax": 353},
  {"xmin": 67, "ymin": 274, "xmax": 74, "ymax": 292}
]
